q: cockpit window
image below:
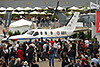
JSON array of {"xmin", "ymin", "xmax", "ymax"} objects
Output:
[
  {"xmin": 33, "ymin": 32, "xmax": 39, "ymax": 36},
  {"xmin": 27, "ymin": 31, "xmax": 34, "ymax": 35}
]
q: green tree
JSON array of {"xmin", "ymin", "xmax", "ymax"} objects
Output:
[{"xmin": 8, "ymin": 31, "xmax": 13, "ymax": 36}]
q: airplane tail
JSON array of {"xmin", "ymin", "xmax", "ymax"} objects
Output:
[{"xmin": 55, "ymin": 12, "xmax": 80, "ymax": 30}]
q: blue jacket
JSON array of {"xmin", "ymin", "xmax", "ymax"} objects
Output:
[{"xmin": 50, "ymin": 49, "xmax": 55, "ymax": 55}]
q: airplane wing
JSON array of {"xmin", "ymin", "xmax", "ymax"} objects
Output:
[
  {"xmin": 68, "ymin": 38, "xmax": 81, "ymax": 41},
  {"xmin": 0, "ymin": 34, "xmax": 9, "ymax": 38},
  {"xmin": 74, "ymin": 28, "xmax": 91, "ymax": 32}
]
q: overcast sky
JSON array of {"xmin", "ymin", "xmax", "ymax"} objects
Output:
[{"xmin": 0, "ymin": 0, "xmax": 99, "ymax": 7}]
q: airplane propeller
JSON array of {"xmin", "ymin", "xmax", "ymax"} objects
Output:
[
  {"xmin": 53, "ymin": 1, "xmax": 59, "ymax": 19},
  {"xmin": 47, "ymin": 1, "xmax": 59, "ymax": 19}
]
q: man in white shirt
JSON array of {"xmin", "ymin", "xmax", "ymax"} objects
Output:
[
  {"xmin": 85, "ymin": 38, "xmax": 89, "ymax": 47},
  {"xmin": 15, "ymin": 41, "xmax": 19, "ymax": 51},
  {"xmin": 53, "ymin": 40, "xmax": 58, "ymax": 57},
  {"xmin": 43, "ymin": 42, "xmax": 49, "ymax": 61},
  {"xmin": 30, "ymin": 42, "xmax": 36, "ymax": 52},
  {"xmin": 20, "ymin": 15, "xmax": 22, "ymax": 19}
]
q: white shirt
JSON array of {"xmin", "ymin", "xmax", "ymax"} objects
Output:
[
  {"xmin": 15, "ymin": 44, "xmax": 19, "ymax": 51},
  {"xmin": 65, "ymin": 40, "xmax": 69, "ymax": 44},
  {"xmin": 26, "ymin": 44, "xmax": 29, "ymax": 50},
  {"xmin": 53, "ymin": 43, "xmax": 58, "ymax": 49},
  {"xmin": 58, "ymin": 45, "xmax": 61, "ymax": 49},
  {"xmin": 15, "ymin": 44, "xmax": 19, "ymax": 48},
  {"xmin": 20, "ymin": 15, "xmax": 22, "ymax": 18},
  {"xmin": 9, "ymin": 46, "xmax": 12, "ymax": 54},
  {"xmin": 3, "ymin": 49, "xmax": 8, "ymax": 54},
  {"xmin": 33, "ymin": 17, "xmax": 35, "ymax": 21},
  {"xmin": 49, "ymin": 43, "xmax": 52, "ymax": 50},
  {"xmin": 43, "ymin": 44, "xmax": 47, "ymax": 52},
  {"xmin": 85, "ymin": 40, "xmax": 89, "ymax": 47},
  {"xmin": 69, "ymin": 44, "xmax": 72, "ymax": 51}
]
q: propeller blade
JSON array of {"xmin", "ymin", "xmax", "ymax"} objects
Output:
[{"xmin": 53, "ymin": 1, "xmax": 59, "ymax": 19}]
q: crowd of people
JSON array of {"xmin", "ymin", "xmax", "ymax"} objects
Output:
[
  {"xmin": 0, "ymin": 37, "xmax": 100, "ymax": 67},
  {"xmin": 31, "ymin": 15, "xmax": 61, "ymax": 29},
  {"xmin": 20, "ymin": 15, "xmax": 61, "ymax": 29}
]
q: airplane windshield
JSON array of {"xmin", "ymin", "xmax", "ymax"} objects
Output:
[
  {"xmin": 27, "ymin": 31, "xmax": 34, "ymax": 35},
  {"xmin": 33, "ymin": 32, "xmax": 39, "ymax": 36}
]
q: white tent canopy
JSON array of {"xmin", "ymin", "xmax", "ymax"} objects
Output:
[
  {"xmin": 32, "ymin": 7, "xmax": 42, "ymax": 10},
  {"xmin": 39, "ymin": 12, "xmax": 45, "ymax": 14},
  {"xmin": 6, "ymin": 7, "xmax": 15, "ymax": 10},
  {"xmin": 0, "ymin": 11, "xmax": 6, "ymax": 14},
  {"xmin": 54, "ymin": 6, "xmax": 64, "ymax": 10},
  {"xmin": 24, "ymin": 7, "xmax": 32, "ymax": 10},
  {"xmin": 9, "ymin": 19, "xmax": 32, "ymax": 33},
  {"xmin": 18, "ymin": 11, "xmax": 25, "ymax": 14},
  {"xmin": 68, "ymin": 12, "xmax": 72, "ymax": 14},
  {"xmin": 44, "ymin": 7, "xmax": 49, "ymax": 10},
  {"xmin": 30, "ymin": 11, "xmax": 40, "ymax": 14},
  {"xmin": 12, "ymin": 11, "xmax": 19, "ymax": 14},
  {"xmin": 0, "ymin": 7, "xmax": 6, "ymax": 10},
  {"xmin": 68, "ymin": 6, "xmax": 79, "ymax": 10},
  {"xmin": 15, "ymin": 7, "xmax": 24, "ymax": 10}
]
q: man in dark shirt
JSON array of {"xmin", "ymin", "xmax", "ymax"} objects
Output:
[{"xmin": 31, "ymin": 59, "xmax": 39, "ymax": 67}]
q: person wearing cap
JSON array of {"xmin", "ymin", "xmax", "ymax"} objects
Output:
[
  {"xmin": 8, "ymin": 56, "xmax": 15, "ymax": 67},
  {"xmin": 22, "ymin": 61, "xmax": 29, "ymax": 67},
  {"xmin": 15, "ymin": 58, "xmax": 22, "ymax": 67},
  {"xmin": 74, "ymin": 59, "xmax": 81, "ymax": 67}
]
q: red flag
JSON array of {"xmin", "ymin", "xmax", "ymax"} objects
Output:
[{"xmin": 96, "ymin": 11, "xmax": 100, "ymax": 33}]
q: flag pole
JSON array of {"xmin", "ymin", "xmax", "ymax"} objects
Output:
[{"xmin": 96, "ymin": 0, "xmax": 98, "ymax": 4}]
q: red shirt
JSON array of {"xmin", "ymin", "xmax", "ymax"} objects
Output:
[
  {"xmin": 81, "ymin": 58, "xmax": 86, "ymax": 67},
  {"xmin": 82, "ymin": 43, "xmax": 86, "ymax": 51},
  {"xmin": 16, "ymin": 49, "xmax": 24, "ymax": 60},
  {"xmin": 49, "ymin": 41, "xmax": 54, "ymax": 46}
]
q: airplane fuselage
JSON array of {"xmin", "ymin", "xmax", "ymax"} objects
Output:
[{"xmin": 9, "ymin": 29, "xmax": 74, "ymax": 41}]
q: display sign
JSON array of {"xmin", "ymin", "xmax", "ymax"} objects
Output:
[{"xmin": 96, "ymin": 11, "xmax": 100, "ymax": 33}]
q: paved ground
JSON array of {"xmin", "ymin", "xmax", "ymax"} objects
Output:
[{"xmin": 36, "ymin": 58, "xmax": 62, "ymax": 67}]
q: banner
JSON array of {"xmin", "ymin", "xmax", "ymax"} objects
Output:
[
  {"xmin": 96, "ymin": 11, "xmax": 100, "ymax": 33},
  {"xmin": 4, "ymin": 11, "xmax": 12, "ymax": 27},
  {"xmin": 90, "ymin": 2, "xmax": 99, "ymax": 9}
]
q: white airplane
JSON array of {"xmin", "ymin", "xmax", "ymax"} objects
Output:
[{"xmin": 3, "ymin": 12, "xmax": 81, "ymax": 41}]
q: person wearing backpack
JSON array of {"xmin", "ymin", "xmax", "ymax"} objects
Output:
[{"xmin": 49, "ymin": 46, "xmax": 55, "ymax": 67}]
